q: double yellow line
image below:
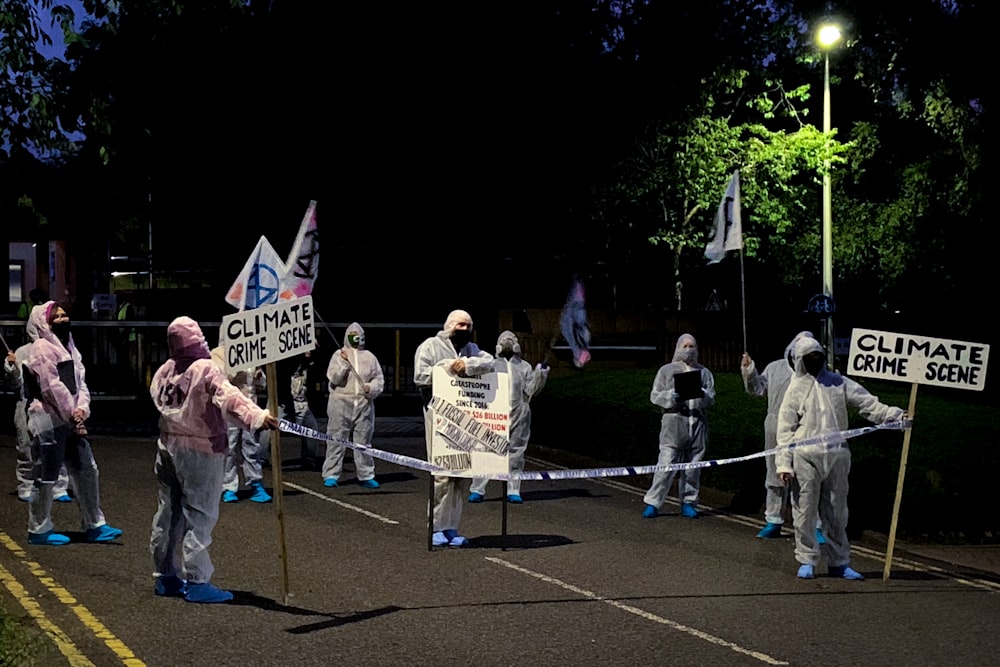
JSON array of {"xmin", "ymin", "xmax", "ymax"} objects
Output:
[{"xmin": 0, "ymin": 531, "xmax": 145, "ymax": 666}]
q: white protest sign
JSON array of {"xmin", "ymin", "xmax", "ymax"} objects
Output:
[
  {"xmin": 848, "ymin": 328, "xmax": 989, "ymax": 391},
  {"xmin": 430, "ymin": 366, "xmax": 510, "ymax": 477},
  {"xmin": 221, "ymin": 295, "xmax": 315, "ymax": 373}
]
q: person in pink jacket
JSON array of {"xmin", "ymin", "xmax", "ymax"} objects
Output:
[
  {"xmin": 24, "ymin": 302, "xmax": 122, "ymax": 546},
  {"xmin": 150, "ymin": 317, "xmax": 277, "ymax": 603}
]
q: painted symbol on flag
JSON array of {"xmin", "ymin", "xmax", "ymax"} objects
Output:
[{"xmin": 248, "ymin": 261, "xmax": 281, "ymax": 308}]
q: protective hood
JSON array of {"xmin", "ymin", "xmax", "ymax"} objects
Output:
[
  {"xmin": 784, "ymin": 331, "xmax": 815, "ymax": 368},
  {"xmin": 496, "ymin": 330, "xmax": 520, "ymax": 356},
  {"xmin": 29, "ymin": 301, "xmax": 66, "ymax": 349},
  {"xmin": 345, "ymin": 322, "xmax": 366, "ymax": 349},
  {"xmin": 792, "ymin": 336, "xmax": 826, "ymax": 376},
  {"xmin": 25, "ymin": 312, "xmax": 40, "ymax": 343},
  {"xmin": 168, "ymin": 316, "xmax": 211, "ymax": 361},
  {"xmin": 444, "ymin": 309, "xmax": 473, "ymax": 334},
  {"xmin": 671, "ymin": 333, "xmax": 700, "ymax": 366}
]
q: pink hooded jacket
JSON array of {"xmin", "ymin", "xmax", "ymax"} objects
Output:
[
  {"xmin": 25, "ymin": 301, "xmax": 90, "ymax": 426},
  {"xmin": 150, "ymin": 317, "xmax": 270, "ymax": 455}
]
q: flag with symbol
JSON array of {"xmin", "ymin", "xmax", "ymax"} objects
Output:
[{"xmin": 704, "ymin": 170, "xmax": 742, "ymax": 265}]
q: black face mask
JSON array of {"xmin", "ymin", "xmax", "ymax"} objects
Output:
[
  {"xmin": 450, "ymin": 329, "xmax": 472, "ymax": 351},
  {"xmin": 51, "ymin": 321, "xmax": 71, "ymax": 345},
  {"xmin": 803, "ymin": 355, "xmax": 825, "ymax": 377}
]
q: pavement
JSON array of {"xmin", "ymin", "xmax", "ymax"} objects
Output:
[{"xmin": 72, "ymin": 413, "xmax": 1000, "ymax": 580}]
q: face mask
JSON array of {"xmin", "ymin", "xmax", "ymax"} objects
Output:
[
  {"xmin": 451, "ymin": 329, "xmax": 471, "ymax": 351},
  {"xmin": 51, "ymin": 321, "xmax": 71, "ymax": 345},
  {"xmin": 675, "ymin": 347, "xmax": 696, "ymax": 364},
  {"xmin": 498, "ymin": 339, "xmax": 515, "ymax": 359},
  {"xmin": 347, "ymin": 332, "xmax": 363, "ymax": 348},
  {"xmin": 803, "ymin": 354, "xmax": 825, "ymax": 377}
]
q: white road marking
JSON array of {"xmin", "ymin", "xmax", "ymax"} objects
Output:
[{"xmin": 487, "ymin": 556, "xmax": 789, "ymax": 665}]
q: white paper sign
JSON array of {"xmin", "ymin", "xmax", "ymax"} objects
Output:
[
  {"xmin": 430, "ymin": 366, "xmax": 510, "ymax": 477},
  {"xmin": 221, "ymin": 295, "xmax": 315, "ymax": 373},
  {"xmin": 848, "ymin": 328, "xmax": 989, "ymax": 391}
]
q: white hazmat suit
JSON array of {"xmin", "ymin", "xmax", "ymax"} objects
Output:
[
  {"xmin": 776, "ymin": 336, "xmax": 904, "ymax": 580},
  {"xmin": 324, "ymin": 322, "xmax": 384, "ymax": 486},
  {"xmin": 150, "ymin": 316, "xmax": 273, "ymax": 601},
  {"xmin": 642, "ymin": 334, "xmax": 715, "ymax": 518},
  {"xmin": 414, "ymin": 310, "xmax": 494, "ymax": 546},
  {"xmin": 468, "ymin": 330, "xmax": 548, "ymax": 502}
]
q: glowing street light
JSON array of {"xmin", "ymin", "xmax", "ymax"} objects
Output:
[{"xmin": 818, "ymin": 22, "xmax": 842, "ymax": 368}]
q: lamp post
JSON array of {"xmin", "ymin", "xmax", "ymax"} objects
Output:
[{"xmin": 818, "ymin": 23, "xmax": 841, "ymax": 368}]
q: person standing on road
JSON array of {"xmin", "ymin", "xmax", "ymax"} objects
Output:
[
  {"xmin": 150, "ymin": 316, "xmax": 278, "ymax": 603},
  {"xmin": 323, "ymin": 322, "xmax": 384, "ymax": 488},
  {"xmin": 642, "ymin": 333, "xmax": 715, "ymax": 519},
  {"xmin": 468, "ymin": 330, "xmax": 548, "ymax": 504},
  {"xmin": 776, "ymin": 336, "xmax": 908, "ymax": 581},
  {"xmin": 5, "ymin": 324, "xmax": 70, "ymax": 503},
  {"xmin": 23, "ymin": 302, "xmax": 122, "ymax": 546},
  {"xmin": 742, "ymin": 331, "xmax": 827, "ymax": 542},
  {"xmin": 211, "ymin": 341, "xmax": 272, "ymax": 504},
  {"xmin": 414, "ymin": 310, "xmax": 495, "ymax": 547}
]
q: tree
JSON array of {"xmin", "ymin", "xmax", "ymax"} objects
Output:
[{"xmin": 596, "ymin": 68, "xmax": 849, "ymax": 310}]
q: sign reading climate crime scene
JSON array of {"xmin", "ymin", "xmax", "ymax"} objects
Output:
[
  {"xmin": 848, "ymin": 328, "xmax": 989, "ymax": 391},
  {"xmin": 430, "ymin": 366, "xmax": 511, "ymax": 477},
  {"xmin": 221, "ymin": 296, "xmax": 315, "ymax": 373}
]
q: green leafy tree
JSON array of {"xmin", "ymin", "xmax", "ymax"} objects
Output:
[{"xmin": 597, "ymin": 69, "xmax": 849, "ymax": 309}]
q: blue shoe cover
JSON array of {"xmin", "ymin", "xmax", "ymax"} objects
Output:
[
  {"xmin": 432, "ymin": 531, "xmax": 449, "ymax": 547},
  {"xmin": 154, "ymin": 576, "xmax": 187, "ymax": 597},
  {"xmin": 757, "ymin": 522, "xmax": 782, "ymax": 539},
  {"xmin": 797, "ymin": 564, "xmax": 816, "ymax": 579},
  {"xmin": 85, "ymin": 525, "xmax": 123, "ymax": 543},
  {"xmin": 249, "ymin": 481, "xmax": 272, "ymax": 503},
  {"xmin": 467, "ymin": 492, "xmax": 484, "ymax": 503},
  {"xmin": 506, "ymin": 494, "xmax": 523, "ymax": 504},
  {"xmin": 54, "ymin": 494, "xmax": 72, "ymax": 503},
  {"xmin": 185, "ymin": 582, "xmax": 233, "ymax": 603},
  {"xmin": 28, "ymin": 530, "xmax": 70, "ymax": 546},
  {"xmin": 359, "ymin": 479, "xmax": 380, "ymax": 489},
  {"xmin": 681, "ymin": 502, "xmax": 699, "ymax": 518},
  {"xmin": 642, "ymin": 504, "xmax": 658, "ymax": 518},
  {"xmin": 449, "ymin": 535, "xmax": 468, "ymax": 547},
  {"xmin": 816, "ymin": 528, "xmax": 827, "ymax": 545},
  {"xmin": 442, "ymin": 529, "xmax": 458, "ymax": 540},
  {"xmin": 221, "ymin": 490, "xmax": 239, "ymax": 503},
  {"xmin": 323, "ymin": 477, "xmax": 338, "ymax": 488},
  {"xmin": 829, "ymin": 565, "xmax": 864, "ymax": 580}
]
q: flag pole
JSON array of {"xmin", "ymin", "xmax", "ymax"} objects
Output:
[{"xmin": 739, "ymin": 249, "xmax": 748, "ymax": 352}]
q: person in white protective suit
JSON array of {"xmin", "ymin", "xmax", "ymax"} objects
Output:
[
  {"xmin": 467, "ymin": 330, "xmax": 548, "ymax": 504},
  {"xmin": 414, "ymin": 310, "xmax": 495, "ymax": 547},
  {"xmin": 324, "ymin": 322, "xmax": 385, "ymax": 488},
  {"xmin": 742, "ymin": 331, "xmax": 826, "ymax": 542},
  {"xmin": 211, "ymin": 337, "xmax": 272, "ymax": 504},
  {"xmin": 642, "ymin": 333, "xmax": 716, "ymax": 519},
  {"xmin": 776, "ymin": 336, "xmax": 908, "ymax": 580},
  {"xmin": 150, "ymin": 317, "xmax": 277, "ymax": 603},
  {"xmin": 5, "ymin": 319, "xmax": 70, "ymax": 503},
  {"xmin": 24, "ymin": 302, "xmax": 122, "ymax": 546}
]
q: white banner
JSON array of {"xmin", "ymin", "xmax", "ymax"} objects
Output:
[
  {"xmin": 848, "ymin": 328, "xmax": 989, "ymax": 391},
  {"xmin": 221, "ymin": 295, "xmax": 316, "ymax": 373},
  {"xmin": 430, "ymin": 367, "xmax": 510, "ymax": 477}
]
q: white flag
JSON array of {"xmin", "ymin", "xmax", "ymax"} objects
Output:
[
  {"xmin": 704, "ymin": 170, "xmax": 742, "ymax": 265},
  {"xmin": 279, "ymin": 200, "xmax": 319, "ymax": 300},
  {"xmin": 224, "ymin": 235, "xmax": 286, "ymax": 310}
]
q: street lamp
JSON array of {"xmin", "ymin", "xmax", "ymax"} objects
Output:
[{"xmin": 818, "ymin": 23, "xmax": 841, "ymax": 368}]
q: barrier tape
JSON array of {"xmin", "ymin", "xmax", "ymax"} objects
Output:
[{"xmin": 278, "ymin": 417, "xmax": 911, "ymax": 482}]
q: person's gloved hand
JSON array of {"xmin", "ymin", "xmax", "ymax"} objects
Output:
[{"xmin": 535, "ymin": 362, "xmax": 550, "ymax": 377}]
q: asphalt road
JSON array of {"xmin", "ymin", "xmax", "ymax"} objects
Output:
[{"xmin": 1, "ymin": 421, "xmax": 998, "ymax": 667}]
